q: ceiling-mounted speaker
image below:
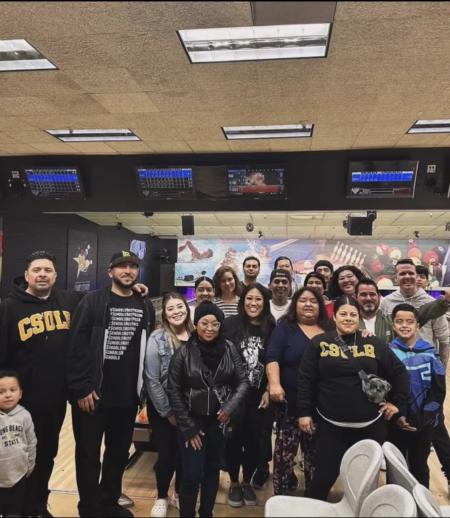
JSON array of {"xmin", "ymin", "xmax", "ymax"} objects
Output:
[{"xmin": 182, "ymin": 215, "xmax": 195, "ymax": 236}]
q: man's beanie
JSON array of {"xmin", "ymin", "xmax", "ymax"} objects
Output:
[{"xmin": 194, "ymin": 301, "xmax": 225, "ymax": 325}]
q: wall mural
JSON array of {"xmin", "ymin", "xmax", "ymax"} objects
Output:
[{"xmin": 175, "ymin": 238, "xmax": 450, "ymax": 288}]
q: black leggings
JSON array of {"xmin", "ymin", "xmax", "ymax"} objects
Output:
[
  {"xmin": 308, "ymin": 417, "xmax": 387, "ymax": 501},
  {"xmin": 226, "ymin": 405, "xmax": 264, "ymax": 483},
  {"xmin": 147, "ymin": 402, "xmax": 182, "ymax": 498}
]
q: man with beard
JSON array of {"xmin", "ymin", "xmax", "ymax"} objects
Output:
[
  {"xmin": 356, "ymin": 278, "xmax": 393, "ymax": 344},
  {"xmin": 67, "ymin": 251, "xmax": 155, "ymax": 518}
]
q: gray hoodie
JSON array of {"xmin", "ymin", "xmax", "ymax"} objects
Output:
[
  {"xmin": 381, "ymin": 288, "xmax": 449, "ymax": 364},
  {"xmin": 0, "ymin": 404, "xmax": 37, "ymax": 488}
]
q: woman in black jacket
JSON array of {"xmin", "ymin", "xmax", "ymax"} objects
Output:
[
  {"xmin": 222, "ymin": 283, "xmax": 276, "ymax": 508},
  {"xmin": 297, "ymin": 296, "xmax": 409, "ymax": 501},
  {"xmin": 167, "ymin": 301, "xmax": 248, "ymax": 518}
]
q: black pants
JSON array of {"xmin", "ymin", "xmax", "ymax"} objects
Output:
[
  {"xmin": 0, "ymin": 476, "xmax": 27, "ymax": 517},
  {"xmin": 147, "ymin": 402, "xmax": 182, "ymax": 499},
  {"xmin": 71, "ymin": 403, "xmax": 137, "ymax": 517},
  {"xmin": 23, "ymin": 400, "xmax": 67, "ymax": 515},
  {"xmin": 259, "ymin": 404, "xmax": 274, "ymax": 467},
  {"xmin": 388, "ymin": 424, "xmax": 433, "ymax": 487},
  {"xmin": 226, "ymin": 405, "xmax": 264, "ymax": 483},
  {"xmin": 178, "ymin": 418, "xmax": 224, "ymax": 518},
  {"xmin": 433, "ymin": 413, "xmax": 450, "ymax": 480},
  {"xmin": 308, "ymin": 417, "xmax": 387, "ymax": 501}
]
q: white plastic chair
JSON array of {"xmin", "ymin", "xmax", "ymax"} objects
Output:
[
  {"xmin": 265, "ymin": 439, "xmax": 383, "ymax": 517},
  {"xmin": 412, "ymin": 484, "xmax": 450, "ymax": 518},
  {"xmin": 359, "ymin": 484, "xmax": 417, "ymax": 517},
  {"xmin": 382, "ymin": 441, "xmax": 418, "ymax": 492}
]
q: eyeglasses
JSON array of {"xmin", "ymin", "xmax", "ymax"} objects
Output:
[{"xmin": 197, "ymin": 321, "xmax": 221, "ymax": 330}]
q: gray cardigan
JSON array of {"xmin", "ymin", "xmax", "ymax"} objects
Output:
[{"xmin": 144, "ymin": 328, "xmax": 176, "ymax": 418}]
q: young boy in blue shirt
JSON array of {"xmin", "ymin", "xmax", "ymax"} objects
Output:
[{"xmin": 389, "ymin": 303, "xmax": 446, "ymax": 487}]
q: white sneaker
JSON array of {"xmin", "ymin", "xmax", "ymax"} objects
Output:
[
  {"xmin": 169, "ymin": 492, "xmax": 180, "ymax": 509},
  {"xmin": 151, "ymin": 498, "xmax": 168, "ymax": 518}
]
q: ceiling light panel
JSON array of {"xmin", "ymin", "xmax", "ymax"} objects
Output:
[
  {"xmin": 178, "ymin": 24, "xmax": 331, "ymax": 63},
  {"xmin": 223, "ymin": 124, "xmax": 313, "ymax": 139},
  {"xmin": 0, "ymin": 39, "xmax": 56, "ymax": 71},
  {"xmin": 46, "ymin": 129, "xmax": 140, "ymax": 142},
  {"xmin": 408, "ymin": 120, "xmax": 450, "ymax": 134}
]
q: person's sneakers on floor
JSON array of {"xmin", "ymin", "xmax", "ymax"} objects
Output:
[
  {"xmin": 151, "ymin": 498, "xmax": 168, "ymax": 518},
  {"xmin": 168, "ymin": 492, "xmax": 179, "ymax": 510},
  {"xmin": 242, "ymin": 483, "xmax": 257, "ymax": 506},
  {"xmin": 102, "ymin": 503, "xmax": 134, "ymax": 518},
  {"xmin": 288, "ymin": 472, "xmax": 299, "ymax": 492},
  {"xmin": 228, "ymin": 484, "xmax": 244, "ymax": 507},
  {"xmin": 118, "ymin": 494, "xmax": 135, "ymax": 509},
  {"xmin": 251, "ymin": 464, "xmax": 270, "ymax": 489}
]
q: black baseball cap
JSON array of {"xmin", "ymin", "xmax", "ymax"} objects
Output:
[
  {"xmin": 270, "ymin": 268, "xmax": 292, "ymax": 283},
  {"xmin": 109, "ymin": 251, "xmax": 140, "ymax": 268}
]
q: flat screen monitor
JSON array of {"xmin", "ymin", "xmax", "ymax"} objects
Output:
[
  {"xmin": 228, "ymin": 165, "xmax": 286, "ymax": 198},
  {"xmin": 137, "ymin": 166, "xmax": 195, "ymax": 199},
  {"xmin": 347, "ymin": 160, "xmax": 418, "ymax": 198},
  {"xmin": 24, "ymin": 167, "xmax": 84, "ymax": 199}
]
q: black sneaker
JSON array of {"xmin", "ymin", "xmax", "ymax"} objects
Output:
[
  {"xmin": 288, "ymin": 472, "xmax": 299, "ymax": 492},
  {"xmin": 242, "ymin": 484, "xmax": 257, "ymax": 506},
  {"xmin": 251, "ymin": 465, "xmax": 270, "ymax": 489},
  {"xmin": 228, "ymin": 485, "xmax": 244, "ymax": 507}
]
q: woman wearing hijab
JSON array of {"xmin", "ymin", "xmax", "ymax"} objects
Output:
[{"xmin": 167, "ymin": 301, "xmax": 248, "ymax": 517}]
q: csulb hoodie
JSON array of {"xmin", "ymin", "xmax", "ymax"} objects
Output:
[
  {"xmin": 0, "ymin": 279, "xmax": 81, "ymax": 410},
  {"xmin": 390, "ymin": 336, "xmax": 446, "ymax": 429},
  {"xmin": 0, "ymin": 404, "xmax": 37, "ymax": 488}
]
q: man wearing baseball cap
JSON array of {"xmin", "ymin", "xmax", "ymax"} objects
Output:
[
  {"xmin": 67, "ymin": 251, "xmax": 155, "ymax": 517},
  {"xmin": 269, "ymin": 269, "xmax": 292, "ymax": 322}
]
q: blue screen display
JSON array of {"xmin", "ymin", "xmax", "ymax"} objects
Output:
[
  {"xmin": 351, "ymin": 170, "xmax": 414, "ymax": 183},
  {"xmin": 25, "ymin": 167, "xmax": 83, "ymax": 198}
]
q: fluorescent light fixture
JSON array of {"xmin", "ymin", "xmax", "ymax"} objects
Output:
[
  {"xmin": 46, "ymin": 129, "xmax": 141, "ymax": 142},
  {"xmin": 178, "ymin": 24, "xmax": 331, "ymax": 63},
  {"xmin": 223, "ymin": 124, "xmax": 313, "ymax": 140},
  {"xmin": 408, "ymin": 120, "xmax": 450, "ymax": 134},
  {"xmin": 0, "ymin": 39, "xmax": 56, "ymax": 71}
]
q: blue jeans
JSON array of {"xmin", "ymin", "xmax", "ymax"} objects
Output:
[{"xmin": 178, "ymin": 418, "xmax": 224, "ymax": 517}]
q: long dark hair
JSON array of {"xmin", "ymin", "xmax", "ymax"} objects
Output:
[
  {"xmin": 213, "ymin": 265, "xmax": 242, "ymax": 298},
  {"xmin": 283, "ymin": 287, "xmax": 333, "ymax": 331},
  {"xmin": 237, "ymin": 282, "xmax": 275, "ymax": 338},
  {"xmin": 327, "ymin": 265, "xmax": 364, "ymax": 299}
]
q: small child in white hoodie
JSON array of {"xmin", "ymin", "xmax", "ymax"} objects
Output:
[{"xmin": 0, "ymin": 370, "xmax": 37, "ymax": 517}]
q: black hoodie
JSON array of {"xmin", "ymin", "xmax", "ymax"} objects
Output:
[{"xmin": 0, "ymin": 279, "xmax": 81, "ymax": 411}]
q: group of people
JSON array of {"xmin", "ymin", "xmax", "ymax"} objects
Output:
[{"xmin": 0, "ymin": 249, "xmax": 450, "ymax": 518}]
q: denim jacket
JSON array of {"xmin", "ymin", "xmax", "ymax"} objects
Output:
[{"xmin": 144, "ymin": 328, "xmax": 175, "ymax": 418}]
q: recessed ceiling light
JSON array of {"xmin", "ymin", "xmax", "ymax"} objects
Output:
[
  {"xmin": 178, "ymin": 24, "xmax": 331, "ymax": 63},
  {"xmin": 407, "ymin": 120, "xmax": 450, "ymax": 134},
  {"xmin": 223, "ymin": 124, "xmax": 313, "ymax": 139},
  {"xmin": 0, "ymin": 39, "xmax": 56, "ymax": 71},
  {"xmin": 46, "ymin": 129, "xmax": 141, "ymax": 142}
]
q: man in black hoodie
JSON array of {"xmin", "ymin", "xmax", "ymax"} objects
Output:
[
  {"xmin": 67, "ymin": 251, "xmax": 155, "ymax": 518},
  {"xmin": 0, "ymin": 250, "xmax": 81, "ymax": 517}
]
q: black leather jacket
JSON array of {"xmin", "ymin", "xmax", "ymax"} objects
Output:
[{"xmin": 167, "ymin": 335, "xmax": 249, "ymax": 440}]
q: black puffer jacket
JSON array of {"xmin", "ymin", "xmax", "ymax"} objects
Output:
[{"xmin": 167, "ymin": 334, "xmax": 249, "ymax": 440}]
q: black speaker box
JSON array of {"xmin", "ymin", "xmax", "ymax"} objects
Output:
[
  {"xmin": 347, "ymin": 216, "xmax": 373, "ymax": 236},
  {"xmin": 182, "ymin": 215, "xmax": 195, "ymax": 235}
]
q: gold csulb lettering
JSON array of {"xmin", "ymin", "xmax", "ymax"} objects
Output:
[{"xmin": 18, "ymin": 317, "xmax": 32, "ymax": 342}]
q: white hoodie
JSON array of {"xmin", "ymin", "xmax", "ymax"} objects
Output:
[{"xmin": 0, "ymin": 404, "xmax": 37, "ymax": 488}]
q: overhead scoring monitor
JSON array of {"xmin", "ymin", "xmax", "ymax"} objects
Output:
[
  {"xmin": 228, "ymin": 165, "xmax": 286, "ymax": 198},
  {"xmin": 24, "ymin": 167, "xmax": 84, "ymax": 199},
  {"xmin": 137, "ymin": 166, "xmax": 195, "ymax": 199},
  {"xmin": 347, "ymin": 160, "xmax": 418, "ymax": 198}
]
